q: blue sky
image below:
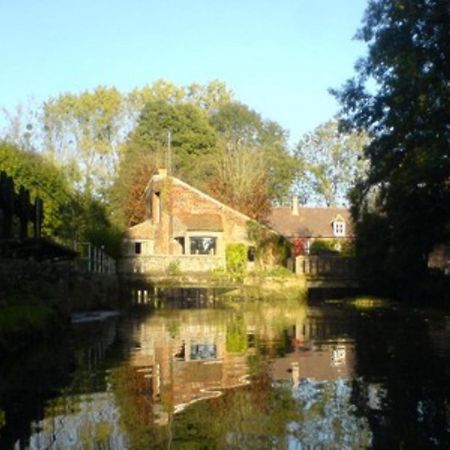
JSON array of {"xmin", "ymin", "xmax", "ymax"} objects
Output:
[{"xmin": 1, "ymin": 0, "xmax": 368, "ymax": 146}]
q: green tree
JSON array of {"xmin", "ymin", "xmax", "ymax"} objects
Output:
[
  {"xmin": 125, "ymin": 100, "xmax": 218, "ymax": 185},
  {"xmin": 0, "ymin": 142, "xmax": 77, "ymax": 241},
  {"xmin": 210, "ymin": 102, "xmax": 296, "ymax": 209},
  {"xmin": 294, "ymin": 120, "xmax": 369, "ymax": 206},
  {"xmin": 42, "ymin": 86, "xmax": 125, "ymax": 196},
  {"xmin": 334, "ymin": 0, "xmax": 450, "ymax": 296}
]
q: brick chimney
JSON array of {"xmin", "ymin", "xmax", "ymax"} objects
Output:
[{"xmin": 292, "ymin": 195, "xmax": 299, "ymax": 216}]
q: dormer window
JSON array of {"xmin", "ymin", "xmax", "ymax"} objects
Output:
[{"xmin": 333, "ymin": 220, "xmax": 346, "ymax": 237}]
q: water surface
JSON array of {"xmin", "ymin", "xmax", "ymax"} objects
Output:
[{"xmin": 1, "ymin": 294, "xmax": 450, "ymax": 449}]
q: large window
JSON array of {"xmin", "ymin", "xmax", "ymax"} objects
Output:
[{"xmin": 190, "ymin": 236, "xmax": 217, "ymax": 255}]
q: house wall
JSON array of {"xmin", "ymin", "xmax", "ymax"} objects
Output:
[
  {"xmin": 152, "ymin": 179, "xmax": 251, "ymax": 256},
  {"xmin": 121, "ymin": 176, "xmax": 253, "ymax": 274}
]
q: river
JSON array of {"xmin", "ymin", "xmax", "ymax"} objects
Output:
[{"xmin": 1, "ymin": 290, "xmax": 450, "ymax": 449}]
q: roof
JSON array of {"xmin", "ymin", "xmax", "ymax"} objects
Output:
[
  {"xmin": 126, "ymin": 220, "xmax": 155, "ymax": 240},
  {"xmin": 145, "ymin": 171, "xmax": 252, "ymax": 223},
  {"xmin": 266, "ymin": 207, "xmax": 353, "ymax": 238},
  {"xmin": 179, "ymin": 213, "xmax": 224, "ymax": 231}
]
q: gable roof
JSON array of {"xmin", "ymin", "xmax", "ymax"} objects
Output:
[
  {"xmin": 146, "ymin": 171, "xmax": 253, "ymax": 223},
  {"xmin": 267, "ymin": 206, "xmax": 353, "ymax": 238}
]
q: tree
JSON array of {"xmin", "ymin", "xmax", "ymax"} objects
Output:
[
  {"xmin": 208, "ymin": 142, "xmax": 271, "ymax": 220},
  {"xmin": 43, "ymin": 86, "xmax": 125, "ymax": 196},
  {"xmin": 294, "ymin": 120, "xmax": 369, "ymax": 206},
  {"xmin": 110, "ymin": 149, "xmax": 156, "ymax": 227},
  {"xmin": 0, "ymin": 142, "xmax": 77, "ymax": 240},
  {"xmin": 334, "ymin": 0, "xmax": 450, "ymax": 296},
  {"xmin": 125, "ymin": 100, "xmax": 218, "ymax": 186},
  {"xmin": 210, "ymin": 102, "xmax": 296, "ymax": 208}
]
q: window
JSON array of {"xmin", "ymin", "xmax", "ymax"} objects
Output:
[
  {"xmin": 247, "ymin": 246, "xmax": 256, "ymax": 262},
  {"xmin": 190, "ymin": 236, "xmax": 217, "ymax": 255},
  {"xmin": 135, "ymin": 242, "xmax": 142, "ymax": 254},
  {"xmin": 333, "ymin": 221, "xmax": 346, "ymax": 237},
  {"xmin": 190, "ymin": 344, "xmax": 217, "ymax": 360}
]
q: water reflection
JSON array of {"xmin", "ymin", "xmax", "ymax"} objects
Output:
[{"xmin": 2, "ymin": 295, "xmax": 450, "ymax": 449}]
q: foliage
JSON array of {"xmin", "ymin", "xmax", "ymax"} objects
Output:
[
  {"xmin": 309, "ymin": 239, "xmax": 340, "ymax": 255},
  {"xmin": 125, "ymin": 100, "xmax": 218, "ymax": 186},
  {"xmin": 292, "ymin": 237, "xmax": 307, "ymax": 256},
  {"xmin": 209, "ymin": 102, "xmax": 296, "ymax": 211},
  {"xmin": 340, "ymin": 239, "xmax": 356, "ymax": 257},
  {"xmin": 226, "ymin": 243, "xmax": 247, "ymax": 273},
  {"xmin": 208, "ymin": 142, "xmax": 271, "ymax": 220},
  {"xmin": 109, "ymin": 149, "xmax": 156, "ymax": 226},
  {"xmin": 294, "ymin": 120, "xmax": 369, "ymax": 206},
  {"xmin": 333, "ymin": 0, "xmax": 450, "ymax": 298},
  {"xmin": 247, "ymin": 220, "xmax": 291, "ymax": 266},
  {"xmin": 166, "ymin": 260, "xmax": 182, "ymax": 276},
  {"xmin": 84, "ymin": 224, "xmax": 123, "ymax": 259},
  {"xmin": 255, "ymin": 265, "xmax": 295, "ymax": 278},
  {"xmin": 0, "ymin": 304, "xmax": 54, "ymax": 333},
  {"xmin": 43, "ymin": 86, "xmax": 125, "ymax": 196},
  {"xmin": 0, "ymin": 141, "xmax": 77, "ymax": 241}
]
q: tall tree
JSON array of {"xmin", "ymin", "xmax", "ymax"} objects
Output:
[
  {"xmin": 294, "ymin": 120, "xmax": 369, "ymax": 206},
  {"xmin": 43, "ymin": 86, "xmax": 125, "ymax": 196},
  {"xmin": 210, "ymin": 102, "xmax": 296, "ymax": 206},
  {"xmin": 208, "ymin": 143, "xmax": 271, "ymax": 220},
  {"xmin": 125, "ymin": 100, "xmax": 218, "ymax": 185},
  {"xmin": 334, "ymin": 0, "xmax": 450, "ymax": 293}
]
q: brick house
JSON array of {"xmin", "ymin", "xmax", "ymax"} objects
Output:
[
  {"xmin": 267, "ymin": 197, "xmax": 353, "ymax": 254},
  {"xmin": 119, "ymin": 169, "xmax": 259, "ymax": 274}
]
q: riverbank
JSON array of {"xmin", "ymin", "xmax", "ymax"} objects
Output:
[{"xmin": 0, "ymin": 256, "xmax": 119, "ymax": 354}]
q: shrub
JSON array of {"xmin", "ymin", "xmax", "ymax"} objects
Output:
[
  {"xmin": 226, "ymin": 243, "xmax": 247, "ymax": 273},
  {"xmin": 166, "ymin": 260, "xmax": 182, "ymax": 276},
  {"xmin": 309, "ymin": 239, "xmax": 339, "ymax": 255}
]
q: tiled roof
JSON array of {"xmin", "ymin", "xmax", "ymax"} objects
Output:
[
  {"xmin": 266, "ymin": 207, "xmax": 353, "ymax": 238},
  {"xmin": 126, "ymin": 220, "xmax": 155, "ymax": 239},
  {"xmin": 178, "ymin": 213, "xmax": 224, "ymax": 231}
]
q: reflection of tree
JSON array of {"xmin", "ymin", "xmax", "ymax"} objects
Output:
[
  {"xmin": 109, "ymin": 364, "xmax": 168, "ymax": 449},
  {"xmin": 289, "ymin": 378, "xmax": 372, "ymax": 449},
  {"xmin": 226, "ymin": 315, "xmax": 248, "ymax": 354},
  {"xmin": 170, "ymin": 373, "xmax": 299, "ymax": 449}
]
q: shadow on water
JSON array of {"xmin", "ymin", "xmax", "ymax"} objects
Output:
[{"xmin": 1, "ymin": 288, "xmax": 450, "ymax": 449}]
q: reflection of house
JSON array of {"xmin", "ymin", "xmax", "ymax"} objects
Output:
[
  {"xmin": 127, "ymin": 311, "xmax": 250, "ymax": 424},
  {"xmin": 267, "ymin": 197, "xmax": 353, "ymax": 253},
  {"xmin": 119, "ymin": 169, "xmax": 260, "ymax": 274},
  {"xmin": 270, "ymin": 340, "xmax": 355, "ymax": 384}
]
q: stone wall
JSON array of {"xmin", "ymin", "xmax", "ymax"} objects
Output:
[
  {"xmin": 118, "ymin": 254, "xmax": 225, "ymax": 274},
  {"xmin": 0, "ymin": 258, "xmax": 119, "ymax": 312}
]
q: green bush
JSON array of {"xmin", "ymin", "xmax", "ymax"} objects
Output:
[
  {"xmin": 340, "ymin": 239, "xmax": 356, "ymax": 257},
  {"xmin": 309, "ymin": 239, "xmax": 339, "ymax": 255},
  {"xmin": 166, "ymin": 260, "xmax": 182, "ymax": 276},
  {"xmin": 226, "ymin": 243, "xmax": 247, "ymax": 273}
]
